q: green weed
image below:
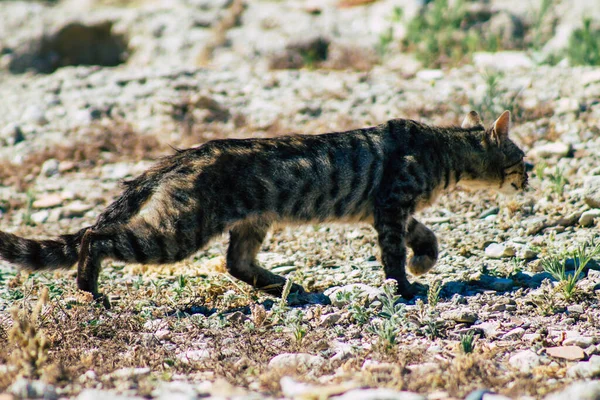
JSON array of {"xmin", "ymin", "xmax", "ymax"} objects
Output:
[
  {"xmin": 548, "ymin": 167, "xmax": 567, "ymax": 196},
  {"xmin": 460, "ymin": 330, "xmax": 476, "ymax": 354},
  {"xmin": 534, "ymin": 161, "xmax": 547, "ymax": 179},
  {"xmin": 427, "ymin": 280, "xmax": 442, "ymax": 309},
  {"xmin": 541, "ymin": 240, "xmax": 600, "ymax": 301},
  {"xmin": 567, "ymin": 18, "xmax": 600, "ymax": 66},
  {"xmin": 403, "ymin": 0, "xmax": 499, "ymax": 67},
  {"xmin": 376, "ymin": 6, "xmax": 403, "ymax": 58}
]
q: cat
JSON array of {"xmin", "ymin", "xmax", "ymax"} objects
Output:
[{"xmin": 0, "ymin": 110, "xmax": 527, "ymax": 308}]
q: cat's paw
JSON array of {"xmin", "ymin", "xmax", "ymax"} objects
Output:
[
  {"xmin": 408, "ymin": 255, "xmax": 437, "ymax": 276},
  {"xmin": 397, "ymin": 281, "xmax": 427, "ymax": 300},
  {"xmin": 93, "ymin": 293, "xmax": 111, "ymax": 309}
]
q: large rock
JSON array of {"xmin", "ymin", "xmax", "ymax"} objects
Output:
[{"xmin": 509, "ymin": 350, "xmax": 542, "ymax": 373}]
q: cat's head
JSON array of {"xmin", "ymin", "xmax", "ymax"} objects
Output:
[{"xmin": 461, "ymin": 110, "xmax": 528, "ymax": 194}]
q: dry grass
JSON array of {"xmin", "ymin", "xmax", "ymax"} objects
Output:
[
  {"xmin": 196, "ymin": 0, "xmax": 245, "ymax": 66},
  {"xmin": 0, "ymin": 122, "xmax": 165, "ymax": 190}
]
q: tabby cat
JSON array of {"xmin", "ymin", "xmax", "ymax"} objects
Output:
[{"xmin": 0, "ymin": 111, "xmax": 527, "ymax": 308}]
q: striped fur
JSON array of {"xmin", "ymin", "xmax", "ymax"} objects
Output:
[{"xmin": 0, "ymin": 111, "xmax": 527, "ymax": 307}]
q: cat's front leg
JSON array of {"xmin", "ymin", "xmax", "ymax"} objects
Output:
[
  {"xmin": 373, "ymin": 209, "xmax": 417, "ymax": 299},
  {"xmin": 406, "ymin": 217, "xmax": 439, "ymax": 276}
]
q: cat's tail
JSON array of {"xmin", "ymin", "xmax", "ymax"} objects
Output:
[{"xmin": 0, "ymin": 228, "xmax": 88, "ymax": 271}]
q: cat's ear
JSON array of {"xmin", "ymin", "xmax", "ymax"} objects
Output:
[
  {"xmin": 461, "ymin": 111, "xmax": 483, "ymax": 129},
  {"xmin": 491, "ymin": 110, "xmax": 511, "ymax": 144}
]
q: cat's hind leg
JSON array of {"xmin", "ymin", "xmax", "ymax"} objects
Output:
[
  {"xmin": 406, "ymin": 217, "xmax": 439, "ymax": 276},
  {"xmin": 77, "ymin": 219, "xmax": 208, "ymax": 308}
]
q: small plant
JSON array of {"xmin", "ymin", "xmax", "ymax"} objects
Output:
[
  {"xmin": 427, "ymin": 280, "xmax": 442, "ymax": 309},
  {"xmin": 410, "ymin": 299, "xmax": 444, "ymax": 339},
  {"xmin": 348, "ymin": 298, "xmax": 372, "ymax": 325},
  {"xmin": 541, "ymin": 240, "xmax": 600, "ymax": 301},
  {"xmin": 532, "ymin": 279, "xmax": 559, "ymax": 316},
  {"xmin": 460, "ymin": 330, "xmax": 476, "ymax": 354},
  {"xmin": 269, "ymin": 277, "xmax": 294, "ymax": 325},
  {"xmin": 23, "ymin": 189, "xmax": 36, "ymax": 227},
  {"xmin": 567, "ymin": 18, "xmax": 600, "ymax": 66},
  {"xmin": 379, "ymin": 284, "xmax": 404, "ymax": 319},
  {"xmin": 368, "ymin": 317, "xmax": 400, "ymax": 351},
  {"xmin": 404, "ymin": 0, "xmax": 499, "ymax": 68},
  {"xmin": 376, "ymin": 6, "xmax": 403, "ymax": 58},
  {"xmin": 173, "ymin": 275, "xmax": 189, "ymax": 298},
  {"xmin": 531, "ymin": 0, "xmax": 554, "ymax": 51},
  {"xmin": 9, "ymin": 287, "xmax": 49, "ymax": 378},
  {"xmin": 548, "ymin": 166, "xmax": 567, "ymax": 195},
  {"xmin": 284, "ymin": 310, "xmax": 307, "ymax": 347},
  {"xmin": 534, "ymin": 161, "xmax": 547, "ymax": 179}
]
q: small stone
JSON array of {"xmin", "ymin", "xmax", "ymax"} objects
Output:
[
  {"xmin": 9, "ymin": 379, "xmax": 57, "ymax": 400},
  {"xmin": 440, "ymin": 309, "xmax": 478, "ymax": 324},
  {"xmin": 479, "ymin": 207, "xmax": 499, "ymax": 219},
  {"xmin": 280, "ymin": 377, "xmax": 318, "ymax": 398},
  {"xmin": 154, "ymin": 329, "xmax": 171, "ymax": 341},
  {"xmin": 32, "ymin": 194, "xmax": 63, "ymax": 209},
  {"xmin": 481, "ymin": 395, "xmax": 513, "ymax": 400},
  {"xmin": 406, "ymin": 362, "xmax": 440, "ymax": 375},
  {"xmin": 62, "ymin": 202, "xmax": 94, "ymax": 218},
  {"xmin": 523, "ymin": 333, "xmax": 542, "ymax": 344},
  {"xmin": 567, "ymin": 304, "xmax": 584, "ymax": 314},
  {"xmin": 153, "ymin": 381, "xmax": 197, "ymax": 400},
  {"xmin": 502, "ymin": 327, "xmax": 525, "ymax": 340},
  {"xmin": 545, "ymin": 381, "xmax": 600, "ymax": 400},
  {"xmin": 416, "ymin": 69, "xmax": 444, "ymax": 80},
  {"xmin": 320, "ymin": 312, "xmax": 342, "ymax": 327},
  {"xmin": 176, "ymin": 349, "xmax": 211, "ymax": 363},
  {"xmin": 546, "ymin": 346, "xmax": 585, "ymax": 361},
  {"xmin": 143, "ymin": 319, "xmax": 167, "ymax": 331},
  {"xmin": 583, "ymin": 177, "xmax": 600, "ymax": 208},
  {"xmin": 485, "ymin": 243, "xmax": 515, "ymax": 258},
  {"xmin": 465, "ymin": 389, "xmax": 493, "ymax": 400},
  {"xmin": 555, "ymin": 98, "xmax": 580, "ymax": 114},
  {"xmin": 109, "ymin": 367, "xmax": 151, "ymax": 379},
  {"xmin": 476, "ymin": 321, "xmax": 501, "ymax": 339},
  {"xmin": 509, "ymin": 350, "xmax": 541, "ymax": 373},
  {"xmin": 40, "ymin": 159, "xmax": 60, "ymax": 177},
  {"xmin": 472, "ymin": 51, "xmax": 534, "ymax": 70},
  {"xmin": 1, "ymin": 122, "xmax": 25, "ymax": 145},
  {"xmin": 226, "ymin": 311, "xmax": 248, "ymax": 323},
  {"xmin": 268, "ymin": 353, "xmax": 326, "ymax": 373},
  {"xmin": 476, "ymin": 275, "xmax": 514, "ymax": 291},
  {"xmin": 22, "ymin": 105, "xmax": 48, "ymax": 125},
  {"xmin": 30, "ymin": 210, "xmax": 50, "ymax": 224},
  {"xmin": 566, "ymin": 355, "xmax": 600, "ymax": 379},
  {"xmin": 579, "ymin": 209, "xmax": 600, "ymax": 227},
  {"xmin": 330, "ymin": 388, "xmax": 425, "ymax": 400},
  {"xmin": 563, "ymin": 336, "xmax": 595, "ymax": 349},
  {"xmin": 102, "ymin": 163, "xmax": 133, "ymax": 181},
  {"xmin": 517, "ymin": 247, "xmax": 538, "ymax": 260},
  {"xmin": 58, "ymin": 161, "xmax": 77, "ymax": 173},
  {"xmin": 528, "ymin": 142, "xmax": 571, "ymax": 158},
  {"xmin": 77, "ymin": 389, "xmax": 143, "ymax": 400}
]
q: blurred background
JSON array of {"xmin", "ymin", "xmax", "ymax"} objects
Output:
[{"xmin": 0, "ymin": 0, "xmax": 599, "ymax": 221}]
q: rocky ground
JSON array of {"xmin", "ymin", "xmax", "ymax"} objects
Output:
[{"xmin": 1, "ymin": 0, "xmax": 600, "ymax": 399}]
